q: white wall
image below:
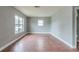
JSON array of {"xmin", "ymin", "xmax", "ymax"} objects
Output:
[
  {"xmin": 27, "ymin": 17, "xmax": 51, "ymax": 33},
  {"xmin": 51, "ymin": 7, "xmax": 73, "ymax": 47},
  {"xmin": 0, "ymin": 6, "xmax": 27, "ymax": 49}
]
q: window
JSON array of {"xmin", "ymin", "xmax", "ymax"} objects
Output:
[
  {"xmin": 38, "ymin": 20, "xmax": 44, "ymax": 26},
  {"xmin": 15, "ymin": 15, "xmax": 24, "ymax": 34}
]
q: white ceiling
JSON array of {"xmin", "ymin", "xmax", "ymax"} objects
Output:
[{"xmin": 14, "ymin": 6, "xmax": 64, "ymax": 17}]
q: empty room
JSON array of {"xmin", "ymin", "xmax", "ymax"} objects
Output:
[{"xmin": 0, "ymin": 6, "xmax": 79, "ymax": 52}]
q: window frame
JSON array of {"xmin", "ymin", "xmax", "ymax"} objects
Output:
[
  {"xmin": 38, "ymin": 19, "xmax": 44, "ymax": 26},
  {"xmin": 15, "ymin": 15, "xmax": 24, "ymax": 34}
]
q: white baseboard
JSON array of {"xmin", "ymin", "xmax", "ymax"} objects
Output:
[
  {"xmin": 0, "ymin": 32, "xmax": 74, "ymax": 51},
  {"xmin": 50, "ymin": 33, "xmax": 74, "ymax": 48},
  {"xmin": 27, "ymin": 32, "xmax": 50, "ymax": 34},
  {"xmin": 27, "ymin": 32, "xmax": 74, "ymax": 48},
  {"xmin": 0, "ymin": 33, "xmax": 27, "ymax": 51}
]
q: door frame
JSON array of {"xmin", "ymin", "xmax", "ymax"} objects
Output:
[{"xmin": 73, "ymin": 6, "xmax": 79, "ymax": 48}]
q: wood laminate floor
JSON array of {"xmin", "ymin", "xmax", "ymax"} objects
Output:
[{"xmin": 2, "ymin": 34, "xmax": 79, "ymax": 52}]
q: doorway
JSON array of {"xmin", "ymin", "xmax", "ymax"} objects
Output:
[
  {"xmin": 73, "ymin": 7, "xmax": 79, "ymax": 48},
  {"xmin": 74, "ymin": 7, "xmax": 79, "ymax": 49},
  {"xmin": 76, "ymin": 9, "xmax": 79, "ymax": 48}
]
